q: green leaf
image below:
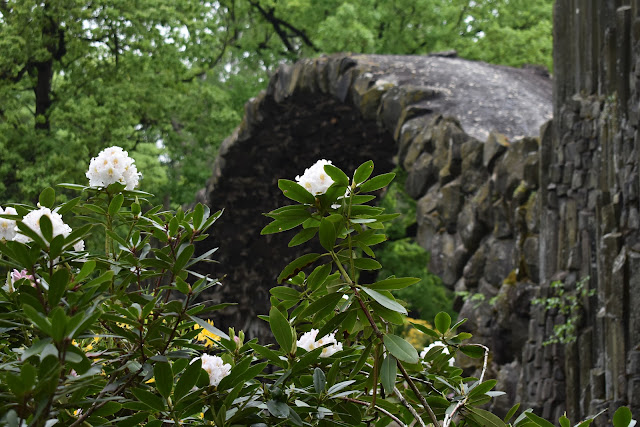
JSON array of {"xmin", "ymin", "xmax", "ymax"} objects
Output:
[
  {"xmin": 278, "ymin": 253, "xmax": 322, "ymax": 284},
  {"xmin": 22, "ymin": 304, "xmax": 51, "ymax": 335},
  {"xmin": 39, "ymin": 187, "xmax": 55, "ymax": 208},
  {"xmin": 383, "ymin": 334, "xmax": 418, "ymax": 364},
  {"xmin": 131, "ymin": 387, "xmax": 166, "ymax": 412},
  {"xmin": 154, "ymin": 362, "xmax": 173, "ymax": 399},
  {"xmin": 468, "ymin": 379, "xmax": 497, "ymax": 398},
  {"xmin": 173, "ymin": 244, "xmax": 195, "ymax": 273},
  {"xmin": 313, "ymin": 367, "xmax": 326, "ymax": 393},
  {"xmin": 410, "ymin": 322, "xmax": 440, "ymax": 338},
  {"xmin": 559, "ymin": 414, "xmax": 570, "ymax": 427},
  {"xmin": 524, "ymin": 412, "xmax": 556, "ymax": 427},
  {"xmin": 270, "ymin": 286, "xmax": 301, "ymax": 301},
  {"xmin": 613, "ymin": 407, "xmax": 633, "ymax": 427},
  {"xmin": 319, "ymin": 218, "xmax": 337, "ymax": 251},
  {"xmin": 353, "ymin": 258, "xmax": 382, "ymax": 270},
  {"xmin": 269, "ymin": 307, "xmax": 294, "ymax": 354},
  {"xmin": 193, "ymin": 203, "xmax": 205, "ymax": 229},
  {"xmin": 504, "ymin": 403, "xmax": 521, "ymax": 423},
  {"xmin": 307, "ymin": 263, "xmax": 332, "ymax": 290},
  {"xmin": 39, "ymin": 214, "xmax": 53, "ymax": 242},
  {"xmin": 278, "ymin": 179, "xmax": 316, "ymax": 204},
  {"xmin": 460, "ymin": 345, "xmax": 485, "ymax": 359},
  {"xmin": 108, "ymin": 193, "xmax": 124, "ymax": 217},
  {"xmin": 435, "ymin": 311, "xmax": 451, "ymax": 334},
  {"xmin": 362, "ymin": 288, "xmax": 407, "ymax": 314},
  {"xmin": 466, "ymin": 406, "xmax": 508, "ymax": 427},
  {"xmin": 189, "ymin": 316, "xmax": 230, "ymax": 340},
  {"xmin": 175, "ymin": 358, "xmax": 201, "ymax": 402},
  {"xmin": 324, "ymin": 164, "xmax": 349, "ymax": 187},
  {"xmin": 299, "ymin": 292, "xmax": 344, "ymax": 320},
  {"xmin": 261, "ymin": 217, "xmax": 308, "ymax": 235},
  {"xmin": 288, "ymin": 227, "xmax": 317, "ymax": 247},
  {"xmin": 353, "ymin": 160, "xmax": 374, "ymax": 184},
  {"xmin": 366, "ymin": 277, "xmax": 420, "ymax": 291},
  {"xmin": 359, "ymin": 172, "xmax": 395, "ymax": 192},
  {"xmin": 266, "ymin": 400, "xmax": 290, "ymax": 418},
  {"xmin": 48, "ymin": 268, "xmax": 69, "ymax": 307},
  {"xmin": 380, "ymin": 354, "xmax": 397, "ymax": 395}
]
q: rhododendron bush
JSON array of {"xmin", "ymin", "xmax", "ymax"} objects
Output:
[{"xmin": 0, "ymin": 152, "xmax": 633, "ymax": 426}]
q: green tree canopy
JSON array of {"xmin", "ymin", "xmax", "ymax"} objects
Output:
[{"xmin": 0, "ymin": 0, "xmax": 552, "ymax": 206}]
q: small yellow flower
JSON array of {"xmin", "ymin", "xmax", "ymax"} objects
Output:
[{"xmin": 194, "ymin": 319, "xmax": 221, "ymax": 347}]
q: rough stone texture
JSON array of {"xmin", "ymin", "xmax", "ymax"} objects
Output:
[{"xmin": 195, "ymin": 53, "xmax": 552, "ymax": 345}]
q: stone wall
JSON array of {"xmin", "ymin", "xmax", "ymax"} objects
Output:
[
  {"xmin": 525, "ymin": 0, "xmax": 640, "ymax": 422},
  {"xmin": 195, "ymin": 53, "xmax": 552, "ymax": 349}
]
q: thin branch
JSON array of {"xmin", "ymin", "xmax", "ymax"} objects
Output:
[
  {"xmin": 394, "ymin": 387, "xmax": 426, "ymax": 427},
  {"xmin": 342, "ymin": 397, "xmax": 407, "ymax": 426}
]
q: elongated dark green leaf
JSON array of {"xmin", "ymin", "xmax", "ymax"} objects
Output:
[
  {"xmin": 359, "ymin": 172, "xmax": 395, "ymax": 192},
  {"xmin": 278, "ymin": 253, "xmax": 322, "ymax": 284},
  {"xmin": 131, "ymin": 388, "xmax": 165, "ymax": 412},
  {"xmin": 288, "ymin": 227, "xmax": 317, "ymax": 247},
  {"xmin": 353, "ymin": 258, "xmax": 382, "ymax": 270},
  {"xmin": 269, "ymin": 307, "xmax": 294, "ymax": 354},
  {"xmin": 559, "ymin": 415, "xmax": 570, "ymax": 427},
  {"xmin": 324, "ymin": 164, "xmax": 349, "ymax": 187},
  {"xmin": 466, "ymin": 406, "xmax": 508, "ymax": 427},
  {"xmin": 39, "ymin": 214, "xmax": 53, "ymax": 242},
  {"xmin": 362, "ymin": 288, "xmax": 407, "ymax": 314},
  {"xmin": 383, "ymin": 334, "xmax": 418, "ymax": 364},
  {"xmin": 380, "ymin": 354, "xmax": 397, "ymax": 395},
  {"xmin": 261, "ymin": 217, "xmax": 308, "ymax": 235},
  {"xmin": 299, "ymin": 292, "xmax": 344, "ymax": 320},
  {"xmin": 48, "ymin": 268, "xmax": 69, "ymax": 306},
  {"xmin": 524, "ymin": 412, "xmax": 556, "ymax": 427},
  {"xmin": 435, "ymin": 311, "xmax": 451, "ymax": 334},
  {"xmin": 410, "ymin": 322, "xmax": 440, "ymax": 338},
  {"xmin": 173, "ymin": 244, "xmax": 195, "ymax": 273},
  {"xmin": 73, "ymin": 260, "xmax": 96, "ymax": 283},
  {"xmin": 108, "ymin": 193, "xmax": 124, "ymax": 217},
  {"xmin": 307, "ymin": 264, "xmax": 332, "ymax": 290},
  {"xmin": 460, "ymin": 345, "xmax": 485, "ymax": 359},
  {"xmin": 22, "ymin": 304, "xmax": 51, "ymax": 335},
  {"xmin": 175, "ymin": 358, "xmax": 201, "ymax": 402},
  {"xmin": 154, "ymin": 362, "xmax": 173, "ymax": 399},
  {"xmin": 319, "ymin": 218, "xmax": 337, "ymax": 251},
  {"xmin": 313, "ymin": 367, "xmax": 326, "ymax": 393},
  {"xmin": 189, "ymin": 315, "xmax": 230, "ymax": 340},
  {"xmin": 468, "ymin": 379, "xmax": 497, "ymax": 398},
  {"xmin": 270, "ymin": 286, "xmax": 301, "ymax": 301},
  {"xmin": 366, "ymin": 277, "xmax": 420, "ymax": 291},
  {"xmin": 353, "ymin": 160, "xmax": 374, "ymax": 184},
  {"xmin": 613, "ymin": 407, "xmax": 633, "ymax": 427},
  {"xmin": 349, "ymin": 341, "xmax": 372, "ymax": 379},
  {"xmin": 39, "ymin": 187, "xmax": 55, "ymax": 208},
  {"xmin": 278, "ymin": 179, "xmax": 316, "ymax": 204},
  {"xmin": 503, "ymin": 403, "xmax": 521, "ymax": 423},
  {"xmin": 192, "ymin": 203, "xmax": 205, "ymax": 230}
]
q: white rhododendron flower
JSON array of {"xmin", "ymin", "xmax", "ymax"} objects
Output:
[
  {"xmin": 2, "ymin": 269, "xmax": 36, "ymax": 293},
  {"xmin": 194, "ymin": 354, "xmax": 231, "ymax": 387},
  {"xmin": 421, "ymin": 340, "xmax": 454, "ymax": 367},
  {"xmin": 0, "ymin": 207, "xmax": 17, "ymax": 241},
  {"xmin": 86, "ymin": 146, "xmax": 141, "ymax": 190},
  {"xmin": 297, "ymin": 329, "xmax": 343, "ymax": 358},
  {"xmin": 14, "ymin": 207, "xmax": 72, "ymax": 244},
  {"xmin": 295, "ymin": 159, "xmax": 334, "ymax": 196}
]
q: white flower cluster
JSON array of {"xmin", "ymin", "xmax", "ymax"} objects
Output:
[
  {"xmin": 297, "ymin": 329, "xmax": 343, "ymax": 358},
  {"xmin": 194, "ymin": 354, "xmax": 231, "ymax": 387},
  {"xmin": 86, "ymin": 146, "xmax": 141, "ymax": 190},
  {"xmin": 420, "ymin": 340, "xmax": 455, "ymax": 367},
  {"xmin": 295, "ymin": 159, "xmax": 334, "ymax": 196},
  {"xmin": 14, "ymin": 207, "xmax": 72, "ymax": 244},
  {"xmin": 0, "ymin": 205, "xmax": 84, "ymax": 251},
  {"xmin": 0, "ymin": 206, "xmax": 17, "ymax": 241}
]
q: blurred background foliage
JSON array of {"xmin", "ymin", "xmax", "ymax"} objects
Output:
[{"xmin": 0, "ymin": 0, "xmax": 552, "ymax": 208}]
